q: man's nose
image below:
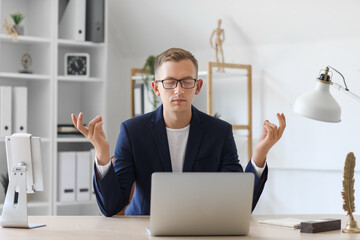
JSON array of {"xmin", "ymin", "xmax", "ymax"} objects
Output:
[{"xmin": 174, "ymin": 82, "xmax": 184, "ymax": 94}]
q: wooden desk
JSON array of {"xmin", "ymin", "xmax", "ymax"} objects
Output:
[{"xmin": 0, "ymin": 215, "xmax": 357, "ymax": 239}]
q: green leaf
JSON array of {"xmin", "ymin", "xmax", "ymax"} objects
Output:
[{"xmin": 11, "ymin": 12, "xmax": 25, "ymax": 25}]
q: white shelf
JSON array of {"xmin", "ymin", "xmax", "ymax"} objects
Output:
[
  {"xmin": 58, "ymin": 39, "xmax": 105, "ymax": 48},
  {"xmin": 0, "ymin": 202, "xmax": 49, "ymax": 209},
  {"xmin": 58, "ymin": 76, "xmax": 103, "ymax": 83},
  {"xmin": 57, "ymin": 136, "xmax": 89, "ymax": 143},
  {"xmin": 56, "ymin": 200, "xmax": 97, "ymax": 206},
  {"xmin": 0, "ymin": 72, "xmax": 51, "ymax": 81},
  {"xmin": 0, "ymin": 0, "xmax": 108, "ymax": 217},
  {"xmin": 0, "ymin": 34, "xmax": 51, "ymax": 44}
]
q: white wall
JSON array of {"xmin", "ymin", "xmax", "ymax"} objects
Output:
[
  {"xmin": 106, "ymin": 1, "xmax": 360, "ymax": 215},
  {"xmin": 250, "ymin": 38, "xmax": 360, "ymax": 214}
]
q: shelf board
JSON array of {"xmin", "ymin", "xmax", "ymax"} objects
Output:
[
  {"xmin": 56, "ymin": 200, "xmax": 97, "ymax": 206},
  {"xmin": 57, "ymin": 136, "xmax": 89, "ymax": 143},
  {"xmin": 58, "ymin": 76, "xmax": 103, "ymax": 83},
  {"xmin": 0, "ymin": 34, "xmax": 51, "ymax": 44},
  {"xmin": 0, "ymin": 202, "xmax": 49, "ymax": 209},
  {"xmin": 0, "ymin": 72, "xmax": 51, "ymax": 81},
  {"xmin": 58, "ymin": 39, "xmax": 105, "ymax": 48}
]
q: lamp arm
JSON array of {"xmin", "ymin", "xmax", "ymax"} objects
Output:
[{"xmin": 331, "ymin": 82, "xmax": 360, "ymax": 103}]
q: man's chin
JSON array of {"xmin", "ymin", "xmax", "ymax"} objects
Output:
[{"xmin": 170, "ymin": 102, "xmax": 189, "ymax": 111}]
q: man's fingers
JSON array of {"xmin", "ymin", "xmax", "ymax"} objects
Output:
[
  {"xmin": 71, "ymin": 113, "xmax": 77, "ymax": 126},
  {"xmin": 277, "ymin": 113, "xmax": 286, "ymax": 139},
  {"xmin": 88, "ymin": 115, "xmax": 102, "ymax": 138},
  {"xmin": 263, "ymin": 122, "xmax": 275, "ymax": 140},
  {"xmin": 73, "ymin": 112, "xmax": 88, "ymax": 136},
  {"xmin": 94, "ymin": 121, "xmax": 104, "ymax": 137},
  {"xmin": 277, "ymin": 113, "xmax": 286, "ymax": 128},
  {"xmin": 269, "ymin": 123, "xmax": 278, "ymax": 140}
]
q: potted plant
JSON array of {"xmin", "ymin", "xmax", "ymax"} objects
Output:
[
  {"xmin": 142, "ymin": 55, "xmax": 158, "ymax": 110},
  {"xmin": 11, "ymin": 12, "xmax": 25, "ymax": 35}
]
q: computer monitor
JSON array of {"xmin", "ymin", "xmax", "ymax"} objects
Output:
[
  {"xmin": 1, "ymin": 133, "xmax": 45, "ymax": 229},
  {"xmin": 5, "ymin": 133, "xmax": 44, "ymax": 193}
]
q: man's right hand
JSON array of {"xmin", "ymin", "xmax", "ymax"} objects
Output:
[{"xmin": 71, "ymin": 112, "xmax": 110, "ymax": 166}]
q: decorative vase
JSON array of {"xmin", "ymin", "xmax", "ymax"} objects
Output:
[{"xmin": 14, "ymin": 25, "xmax": 24, "ymax": 35}]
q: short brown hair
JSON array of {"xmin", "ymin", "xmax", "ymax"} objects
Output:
[{"xmin": 154, "ymin": 48, "xmax": 198, "ymax": 78}]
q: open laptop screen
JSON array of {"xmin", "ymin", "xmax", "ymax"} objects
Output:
[{"xmin": 149, "ymin": 172, "xmax": 254, "ymax": 236}]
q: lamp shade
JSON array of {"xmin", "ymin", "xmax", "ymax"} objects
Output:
[{"xmin": 293, "ymin": 82, "xmax": 341, "ymax": 122}]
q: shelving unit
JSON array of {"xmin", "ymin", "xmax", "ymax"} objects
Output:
[{"xmin": 0, "ymin": 0, "xmax": 107, "ymax": 216}]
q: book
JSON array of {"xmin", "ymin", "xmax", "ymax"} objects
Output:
[
  {"xmin": 300, "ymin": 218, "xmax": 341, "ymax": 233},
  {"xmin": 57, "ymin": 124, "xmax": 82, "ymax": 135}
]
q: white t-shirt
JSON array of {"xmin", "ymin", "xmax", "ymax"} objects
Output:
[{"xmin": 166, "ymin": 125, "xmax": 190, "ymax": 172}]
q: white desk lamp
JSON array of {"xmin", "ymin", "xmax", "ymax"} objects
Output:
[
  {"xmin": 1, "ymin": 133, "xmax": 45, "ymax": 229},
  {"xmin": 293, "ymin": 66, "xmax": 360, "ymax": 122},
  {"xmin": 293, "ymin": 66, "xmax": 360, "ymax": 233}
]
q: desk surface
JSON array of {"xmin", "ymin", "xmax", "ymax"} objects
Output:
[{"xmin": 0, "ymin": 214, "xmax": 358, "ymax": 240}]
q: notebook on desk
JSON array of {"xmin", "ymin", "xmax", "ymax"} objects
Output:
[{"xmin": 147, "ymin": 172, "xmax": 254, "ymax": 236}]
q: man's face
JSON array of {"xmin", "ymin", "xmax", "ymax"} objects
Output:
[{"xmin": 152, "ymin": 59, "xmax": 203, "ymax": 114}]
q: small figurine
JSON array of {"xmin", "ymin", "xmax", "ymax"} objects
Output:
[
  {"xmin": 210, "ymin": 19, "xmax": 225, "ymax": 72},
  {"xmin": 3, "ymin": 18, "xmax": 18, "ymax": 42},
  {"xmin": 19, "ymin": 53, "xmax": 32, "ymax": 74}
]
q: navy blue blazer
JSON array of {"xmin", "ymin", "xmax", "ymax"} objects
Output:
[{"xmin": 94, "ymin": 105, "xmax": 268, "ymax": 216}]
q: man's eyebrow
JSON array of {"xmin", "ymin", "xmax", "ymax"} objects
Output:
[{"xmin": 163, "ymin": 76, "xmax": 194, "ymax": 80}]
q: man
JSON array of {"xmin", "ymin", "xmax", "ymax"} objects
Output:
[{"xmin": 72, "ymin": 48, "xmax": 286, "ymax": 216}]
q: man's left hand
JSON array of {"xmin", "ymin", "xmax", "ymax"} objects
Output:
[{"xmin": 252, "ymin": 113, "xmax": 286, "ymax": 167}]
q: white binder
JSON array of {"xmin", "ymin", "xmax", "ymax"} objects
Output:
[
  {"xmin": 89, "ymin": 148, "xmax": 96, "ymax": 200},
  {"xmin": 12, "ymin": 87, "xmax": 28, "ymax": 133},
  {"xmin": 59, "ymin": 0, "xmax": 86, "ymax": 41},
  {"xmin": 0, "ymin": 86, "xmax": 12, "ymax": 137},
  {"xmin": 76, "ymin": 151, "xmax": 91, "ymax": 201},
  {"xmin": 58, "ymin": 151, "xmax": 76, "ymax": 202}
]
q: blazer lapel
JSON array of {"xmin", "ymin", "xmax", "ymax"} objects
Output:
[
  {"xmin": 183, "ymin": 106, "xmax": 204, "ymax": 172},
  {"xmin": 150, "ymin": 105, "xmax": 172, "ymax": 171}
]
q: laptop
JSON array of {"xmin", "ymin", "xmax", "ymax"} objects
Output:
[{"xmin": 148, "ymin": 172, "xmax": 254, "ymax": 236}]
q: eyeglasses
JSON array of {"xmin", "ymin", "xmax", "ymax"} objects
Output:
[{"xmin": 155, "ymin": 78, "xmax": 197, "ymax": 89}]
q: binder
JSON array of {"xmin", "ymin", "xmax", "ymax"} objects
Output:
[
  {"xmin": 76, "ymin": 151, "xmax": 91, "ymax": 201},
  {"xmin": 89, "ymin": 148, "xmax": 96, "ymax": 200},
  {"xmin": 12, "ymin": 86, "xmax": 28, "ymax": 133},
  {"xmin": 86, "ymin": 0, "xmax": 104, "ymax": 42},
  {"xmin": 58, "ymin": 151, "xmax": 76, "ymax": 202},
  {"xmin": 0, "ymin": 86, "xmax": 12, "ymax": 137},
  {"xmin": 59, "ymin": 0, "xmax": 86, "ymax": 41}
]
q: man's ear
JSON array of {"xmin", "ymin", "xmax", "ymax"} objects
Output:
[
  {"xmin": 195, "ymin": 79, "xmax": 203, "ymax": 95},
  {"xmin": 152, "ymin": 81, "xmax": 161, "ymax": 96}
]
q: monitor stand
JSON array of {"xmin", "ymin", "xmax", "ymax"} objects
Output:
[{"xmin": 1, "ymin": 163, "xmax": 46, "ymax": 229}]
